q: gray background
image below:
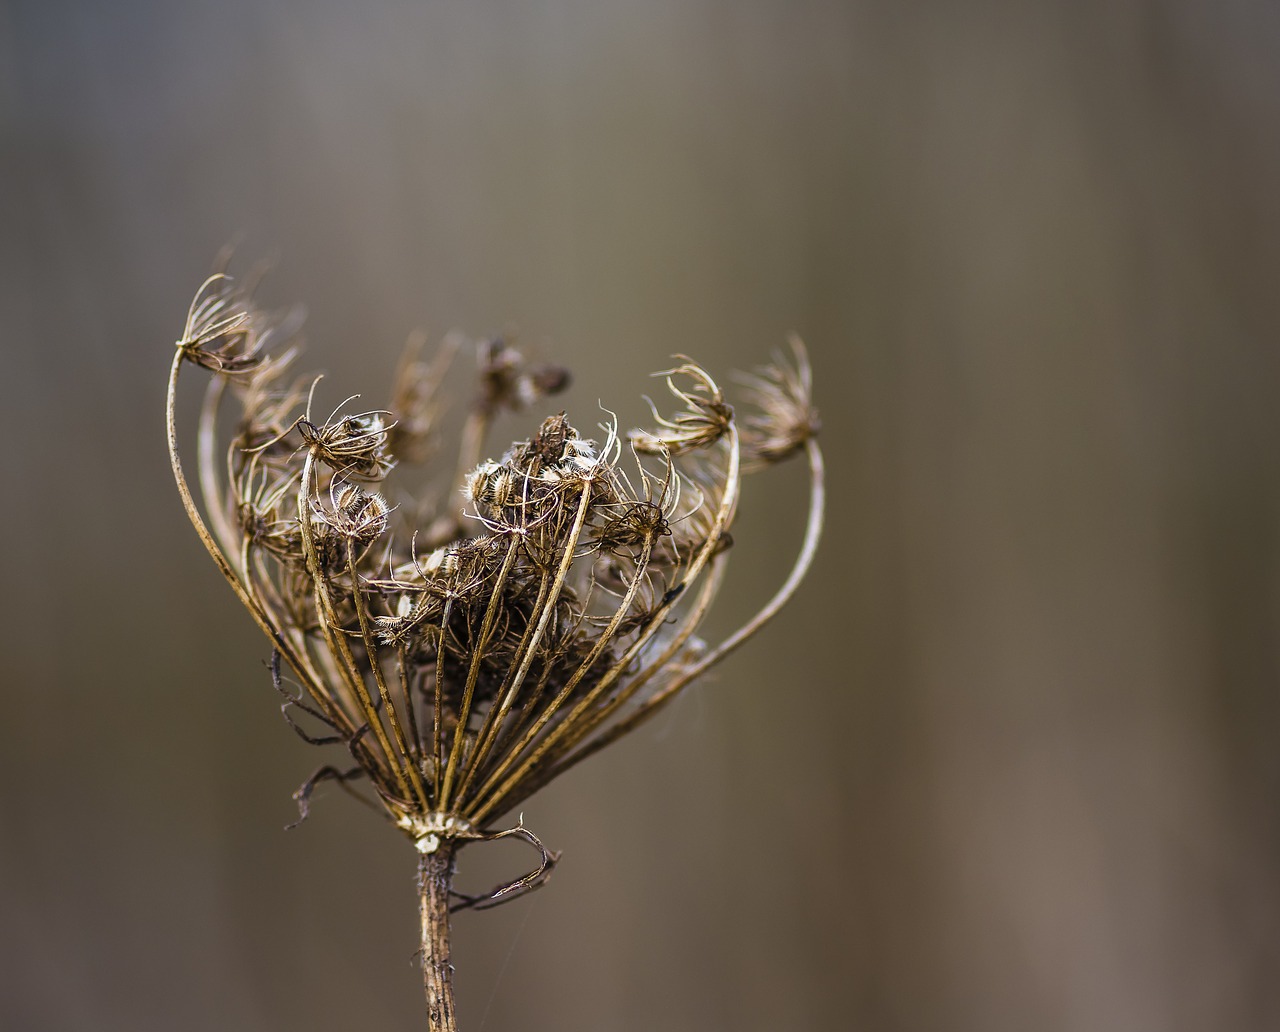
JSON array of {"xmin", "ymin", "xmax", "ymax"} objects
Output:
[{"xmin": 2, "ymin": 1, "xmax": 1279, "ymax": 1029}]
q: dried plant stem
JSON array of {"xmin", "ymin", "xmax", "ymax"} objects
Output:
[
  {"xmin": 462, "ymin": 484, "xmax": 595, "ymax": 814},
  {"xmin": 557, "ymin": 439, "xmax": 824, "ymax": 783},
  {"xmin": 349, "ymin": 548, "xmax": 432, "ymax": 812},
  {"xmin": 464, "ymin": 530, "xmax": 656, "ymax": 812},
  {"xmin": 197, "ymin": 374, "xmax": 237, "ymax": 556},
  {"xmin": 468, "ymin": 429, "xmax": 742, "ymax": 824},
  {"xmin": 439, "ymin": 535, "xmax": 523, "ymax": 809},
  {"xmin": 418, "ymin": 844, "xmax": 459, "ymax": 1032},
  {"xmin": 168, "ymin": 353, "xmax": 275, "ymax": 642},
  {"xmin": 169, "ymin": 271, "xmax": 824, "ymax": 1032},
  {"xmin": 167, "ymin": 351, "xmax": 352, "ymax": 738},
  {"xmin": 454, "ymin": 570, "xmax": 553, "ymax": 802},
  {"xmin": 298, "ymin": 450, "xmax": 411, "ymax": 804}
]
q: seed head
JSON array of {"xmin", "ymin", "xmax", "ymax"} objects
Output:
[
  {"xmin": 738, "ymin": 337, "xmax": 821, "ymax": 467},
  {"xmin": 630, "ymin": 360, "xmax": 733, "ymax": 455},
  {"xmin": 298, "ymin": 407, "xmax": 395, "ymax": 480},
  {"xmin": 166, "ymin": 266, "xmax": 824, "ymax": 890},
  {"xmin": 477, "ymin": 338, "xmax": 571, "ymax": 414},
  {"xmin": 313, "ymin": 483, "xmax": 391, "ymax": 544}
]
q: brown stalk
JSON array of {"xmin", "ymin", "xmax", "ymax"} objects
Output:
[
  {"xmin": 451, "ymin": 568, "xmax": 552, "ymax": 804},
  {"xmin": 547, "ymin": 436, "xmax": 825, "ymax": 783},
  {"xmin": 432, "ymin": 597, "xmax": 454, "ymax": 801},
  {"xmin": 462, "ymin": 529, "xmax": 657, "ymax": 813},
  {"xmin": 439, "ymin": 534, "xmax": 523, "ymax": 809},
  {"xmin": 459, "ymin": 483, "xmax": 596, "ymax": 815},
  {"xmin": 468, "ymin": 427, "xmax": 741, "ymax": 823},
  {"xmin": 418, "ymin": 843, "xmax": 458, "ymax": 1032},
  {"xmin": 297, "ymin": 450, "xmax": 411, "ymax": 805},
  {"xmin": 167, "ymin": 351, "xmax": 356, "ymax": 741},
  {"xmin": 349, "ymin": 547, "xmax": 431, "ymax": 812}
]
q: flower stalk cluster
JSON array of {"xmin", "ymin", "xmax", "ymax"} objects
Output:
[{"xmin": 166, "ymin": 269, "xmax": 824, "ymax": 1030}]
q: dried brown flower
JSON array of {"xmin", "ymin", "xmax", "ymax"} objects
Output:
[
  {"xmin": 165, "ymin": 267, "xmax": 824, "ymax": 1031},
  {"xmin": 630, "ymin": 359, "xmax": 734, "ymax": 455},
  {"xmin": 738, "ymin": 336, "xmax": 821, "ymax": 467}
]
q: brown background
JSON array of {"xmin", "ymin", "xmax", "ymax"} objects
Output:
[{"xmin": 3, "ymin": 2, "xmax": 1279, "ymax": 1029}]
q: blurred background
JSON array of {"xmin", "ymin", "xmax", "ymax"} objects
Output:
[{"xmin": 3, "ymin": 1, "xmax": 1279, "ymax": 1029}]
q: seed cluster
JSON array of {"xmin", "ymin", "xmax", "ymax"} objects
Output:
[{"xmin": 167, "ymin": 270, "xmax": 823, "ymax": 888}]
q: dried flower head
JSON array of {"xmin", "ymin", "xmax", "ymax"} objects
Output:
[
  {"xmin": 738, "ymin": 336, "xmax": 822, "ymax": 467},
  {"xmin": 165, "ymin": 266, "xmax": 824, "ymax": 1030},
  {"xmin": 476, "ymin": 337, "xmax": 571, "ymax": 414},
  {"xmin": 175, "ymin": 274, "xmax": 267, "ymax": 374},
  {"xmin": 296, "ymin": 400, "xmax": 395, "ymax": 480},
  {"xmin": 630, "ymin": 359, "xmax": 734, "ymax": 455}
]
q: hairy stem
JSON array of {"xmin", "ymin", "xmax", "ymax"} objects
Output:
[{"xmin": 418, "ymin": 844, "xmax": 459, "ymax": 1032}]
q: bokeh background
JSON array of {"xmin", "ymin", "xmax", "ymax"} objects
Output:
[{"xmin": 3, "ymin": 2, "xmax": 1280, "ymax": 1029}]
